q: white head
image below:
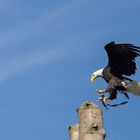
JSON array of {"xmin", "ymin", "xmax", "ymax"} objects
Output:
[{"xmin": 90, "ymin": 68, "xmax": 104, "ymax": 82}]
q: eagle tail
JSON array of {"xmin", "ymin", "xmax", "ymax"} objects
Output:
[{"xmin": 124, "ymin": 80, "xmax": 140, "ymax": 96}]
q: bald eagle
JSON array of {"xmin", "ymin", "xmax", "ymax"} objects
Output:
[{"xmin": 90, "ymin": 42, "xmax": 140, "ymax": 106}]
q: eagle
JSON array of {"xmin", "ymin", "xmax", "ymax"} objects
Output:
[{"xmin": 90, "ymin": 42, "xmax": 140, "ymax": 107}]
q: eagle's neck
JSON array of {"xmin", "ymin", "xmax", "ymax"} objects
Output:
[{"xmin": 102, "ymin": 67, "xmax": 114, "ymax": 82}]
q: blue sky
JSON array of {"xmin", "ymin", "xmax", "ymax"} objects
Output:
[{"xmin": 0, "ymin": 0, "xmax": 140, "ymax": 139}]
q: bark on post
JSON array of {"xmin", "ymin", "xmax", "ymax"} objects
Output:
[
  {"xmin": 77, "ymin": 101, "xmax": 106, "ymax": 140},
  {"xmin": 69, "ymin": 124, "xmax": 79, "ymax": 140}
]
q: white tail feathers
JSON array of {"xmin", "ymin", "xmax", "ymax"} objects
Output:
[{"xmin": 123, "ymin": 80, "xmax": 140, "ymax": 96}]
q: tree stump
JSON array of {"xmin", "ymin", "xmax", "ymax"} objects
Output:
[
  {"xmin": 69, "ymin": 124, "xmax": 79, "ymax": 140},
  {"xmin": 69, "ymin": 101, "xmax": 106, "ymax": 140}
]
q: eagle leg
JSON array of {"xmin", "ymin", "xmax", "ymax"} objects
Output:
[
  {"xmin": 95, "ymin": 89, "xmax": 109, "ymax": 109},
  {"xmin": 98, "ymin": 96, "xmax": 109, "ymax": 103},
  {"xmin": 97, "ymin": 95, "xmax": 109, "ymax": 109}
]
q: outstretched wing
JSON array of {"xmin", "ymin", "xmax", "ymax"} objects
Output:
[{"xmin": 105, "ymin": 42, "xmax": 140, "ymax": 76}]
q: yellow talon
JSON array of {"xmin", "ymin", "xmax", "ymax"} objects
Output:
[
  {"xmin": 95, "ymin": 89, "xmax": 105, "ymax": 93},
  {"xmin": 98, "ymin": 96, "xmax": 109, "ymax": 104},
  {"xmin": 103, "ymin": 97, "xmax": 108, "ymax": 103}
]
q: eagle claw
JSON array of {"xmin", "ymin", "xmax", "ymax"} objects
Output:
[
  {"xmin": 95, "ymin": 89, "xmax": 105, "ymax": 94},
  {"xmin": 98, "ymin": 97, "xmax": 108, "ymax": 103},
  {"xmin": 97, "ymin": 96, "xmax": 109, "ymax": 109}
]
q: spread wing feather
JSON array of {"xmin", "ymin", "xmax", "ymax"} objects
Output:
[{"xmin": 105, "ymin": 42, "xmax": 140, "ymax": 76}]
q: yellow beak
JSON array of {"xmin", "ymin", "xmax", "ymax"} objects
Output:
[{"xmin": 90, "ymin": 75, "xmax": 96, "ymax": 82}]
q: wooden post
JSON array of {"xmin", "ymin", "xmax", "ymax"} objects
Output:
[
  {"xmin": 69, "ymin": 124, "xmax": 79, "ymax": 140},
  {"xmin": 69, "ymin": 101, "xmax": 106, "ymax": 140},
  {"xmin": 77, "ymin": 101, "xmax": 106, "ymax": 140}
]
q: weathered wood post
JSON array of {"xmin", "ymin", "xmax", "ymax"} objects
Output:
[
  {"xmin": 77, "ymin": 101, "xmax": 106, "ymax": 140},
  {"xmin": 69, "ymin": 124, "xmax": 79, "ymax": 140},
  {"xmin": 69, "ymin": 101, "xmax": 106, "ymax": 140}
]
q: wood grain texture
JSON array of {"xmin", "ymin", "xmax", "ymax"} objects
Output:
[
  {"xmin": 69, "ymin": 124, "xmax": 79, "ymax": 140},
  {"xmin": 77, "ymin": 101, "xmax": 106, "ymax": 140}
]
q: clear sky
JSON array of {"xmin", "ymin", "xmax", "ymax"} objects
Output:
[{"xmin": 0, "ymin": 0, "xmax": 140, "ymax": 139}]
